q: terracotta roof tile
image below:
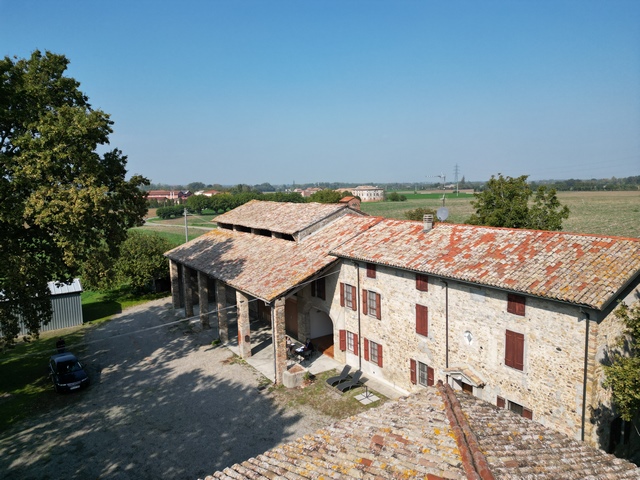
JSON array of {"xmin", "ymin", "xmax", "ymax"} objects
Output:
[
  {"xmin": 204, "ymin": 388, "xmax": 640, "ymax": 480},
  {"xmin": 166, "ymin": 215, "xmax": 381, "ymax": 302},
  {"xmin": 330, "ymin": 221, "xmax": 640, "ymax": 310},
  {"xmin": 214, "ymin": 200, "xmax": 353, "ymax": 235}
]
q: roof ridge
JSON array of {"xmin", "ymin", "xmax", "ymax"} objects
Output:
[{"xmin": 437, "ymin": 381, "xmax": 495, "ymax": 480}]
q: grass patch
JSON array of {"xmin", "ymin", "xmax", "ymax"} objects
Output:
[
  {"xmin": 271, "ymin": 369, "xmax": 387, "ymax": 419},
  {"xmin": 0, "ymin": 325, "xmax": 88, "ymax": 432},
  {"xmin": 81, "ymin": 287, "xmax": 168, "ymax": 323}
]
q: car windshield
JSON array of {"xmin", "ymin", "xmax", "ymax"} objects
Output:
[{"xmin": 57, "ymin": 360, "xmax": 83, "ymax": 374}]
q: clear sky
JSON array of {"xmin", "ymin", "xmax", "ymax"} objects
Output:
[{"xmin": 2, "ymin": 0, "xmax": 639, "ymax": 186}]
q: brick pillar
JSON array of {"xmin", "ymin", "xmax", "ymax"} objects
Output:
[
  {"xmin": 216, "ymin": 281, "xmax": 228, "ymax": 343},
  {"xmin": 198, "ymin": 271, "xmax": 210, "ymax": 328},
  {"xmin": 237, "ymin": 291, "xmax": 251, "ymax": 358},
  {"xmin": 183, "ymin": 265, "xmax": 194, "ymax": 317},
  {"xmin": 170, "ymin": 260, "xmax": 182, "ymax": 309},
  {"xmin": 273, "ymin": 297, "xmax": 287, "ymax": 385}
]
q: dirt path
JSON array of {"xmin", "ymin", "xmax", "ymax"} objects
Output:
[{"xmin": 0, "ymin": 298, "xmax": 333, "ymax": 479}]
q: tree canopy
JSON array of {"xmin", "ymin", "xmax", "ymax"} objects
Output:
[
  {"xmin": 467, "ymin": 174, "xmax": 569, "ymax": 230},
  {"xmin": 0, "ymin": 51, "xmax": 148, "ymax": 340},
  {"xmin": 604, "ymin": 301, "xmax": 640, "ymax": 423},
  {"xmin": 115, "ymin": 231, "xmax": 173, "ymax": 294}
]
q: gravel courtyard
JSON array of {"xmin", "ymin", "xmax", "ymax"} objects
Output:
[{"xmin": 0, "ymin": 298, "xmax": 334, "ymax": 480}]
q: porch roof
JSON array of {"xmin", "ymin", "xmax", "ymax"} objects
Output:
[
  {"xmin": 166, "ymin": 214, "xmax": 382, "ymax": 302},
  {"xmin": 330, "ymin": 220, "xmax": 640, "ymax": 310},
  {"xmin": 213, "ymin": 200, "xmax": 354, "ymax": 236}
]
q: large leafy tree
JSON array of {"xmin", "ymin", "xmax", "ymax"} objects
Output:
[
  {"xmin": 467, "ymin": 174, "xmax": 569, "ymax": 230},
  {"xmin": 114, "ymin": 231, "xmax": 173, "ymax": 294},
  {"xmin": 604, "ymin": 302, "xmax": 640, "ymax": 423},
  {"xmin": 0, "ymin": 51, "xmax": 148, "ymax": 340}
]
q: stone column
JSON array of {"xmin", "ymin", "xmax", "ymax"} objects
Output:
[
  {"xmin": 183, "ymin": 265, "xmax": 194, "ymax": 318},
  {"xmin": 236, "ymin": 291, "xmax": 251, "ymax": 358},
  {"xmin": 170, "ymin": 260, "xmax": 182, "ymax": 309},
  {"xmin": 297, "ymin": 288, "xmax": 312, "ymax": 342},
  {"xmin": 216, "ymin": 281, "xmax": 228, "ymax": 343},
  {"xmin": 273, "ymin": 297, "xmax": 287, "ymax": 385},
  {"xmin": 198, "ymin": 271, "xmax": 210, "ymax": 328}
]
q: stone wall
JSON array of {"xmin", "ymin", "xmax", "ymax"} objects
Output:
[{"xmin": 322, "ymin": 261, "xmax": 627, "ymax": 445}]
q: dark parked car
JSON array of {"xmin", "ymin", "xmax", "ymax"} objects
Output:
[{"xmin": 49, "ymin": 352, "xmax": 90, "ymax": 393}]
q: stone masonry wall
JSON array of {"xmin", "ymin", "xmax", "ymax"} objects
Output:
[{"xmin": 325, "ymin": 261, "xmax": 607, "ymax": 444}]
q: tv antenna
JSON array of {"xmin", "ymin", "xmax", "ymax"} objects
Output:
[{"xmin": 428, "ymin": 173, "xmax": 447, "ymax": 206}]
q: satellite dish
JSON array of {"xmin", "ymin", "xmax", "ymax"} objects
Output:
[{"xmin": 437, "ymin": 207, "xmax": 449, "ymax": 221}]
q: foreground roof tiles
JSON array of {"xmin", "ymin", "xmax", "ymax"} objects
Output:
[
  {"xmin": 166, "ymin": 215, "xmax": 381, "ymax": 302},
  {"xmin": 331, "ymin": 220, "xmax": 640, "ymax": 310},
  {"xmin": 214, "ymin": 200, "xmax": 353, "ymax": 235},
  {"xmin": 207, "ymin": 384, "xmax": 640, "ymax": 479}
]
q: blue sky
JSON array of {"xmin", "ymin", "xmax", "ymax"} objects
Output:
[{"xmin": 2, "ymin": 0, "xmax": 639, "ymax": 186}]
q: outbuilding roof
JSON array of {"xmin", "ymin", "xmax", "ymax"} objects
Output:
[
  {"xmin": 166, "ymin": 215, "xmax": 382, "ymax": 302},
  {"xmin": 330, "ymin": 220, "xmax": 640, "ymax": 310},
  {"xmin": 208, "ymin": 383, "xmax": 640, "ymax": 479},
  {"xmin": 47, "ymin": 279, "xmax": 82, "ymax": 296},
  {"xmin": 213, "ymin": 200, "xmax": 356, "ymax": 236}
]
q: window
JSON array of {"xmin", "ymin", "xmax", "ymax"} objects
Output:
[
  {"xmin": 366, "ymin": 263, "xmax": 376, "ymax": 278},
  {"xmin": 346, "ymin": 331, "xmax": 358, "ymax": 354},
  {"xmin": 507, "ymin": 293, "xmax": 525, "ymax": 316},
  {"xmin": 418, "ymin": 361, "xmax": 434, "ymax": 386},
  {"xmin": 505, "ymin": 330, "xmax": 525, "ymax": 371},
  {"xmin": 416, "ymin": 304, "xmax": 428, "ymax": 337},
  {"xmin": 416, "ymin": 273, "xmax": 429, "ymax": 292},
  {"xmin": 311, "ymin": 277, "xmax": 325, "ymax": 300},
  {"xmin": 340, "ymin": 283, "xmax": 356, "ymax": 310},
  {"xmin": 362, "ymin": 289, "xmax": 381, "ymax": 320},
  {"xmin": 364, "ymin": 338, "xmax": 383, "ymax": 367},
  {"xmin": 497, "ymin": 396, "xmax": 532, "ymax": 419}
]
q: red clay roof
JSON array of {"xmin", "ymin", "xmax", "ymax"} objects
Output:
[
  {"xmin": 166, "ymin": 215, "xmax": 382, "ymax": 302},
  {"xmin": 330, "ymin": 220, "xmax": 640, "ymax": 310},
  {"xmin": 208, "ymin": 384, "xmax": 640, "ymax": 479},
  {"xmin": 214, "ymin": 200, "xmax": 355, "ymax": 235}
]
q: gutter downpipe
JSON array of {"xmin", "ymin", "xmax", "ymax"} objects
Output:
[
  {"xmin": 581, "ymin": 308, "xmax": 591, "ymax": 442},
  {"xmin": 355, "ymin": 261, "xmax": 362, "ymax": 371},
  {"xmin": 443, "ymin": 280, "xmax": 450, "ymax": 383}
]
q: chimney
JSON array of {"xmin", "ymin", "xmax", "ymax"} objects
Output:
[{"xmin": 423, "ymin": 214, "xmax": 434, "ymax": 232}]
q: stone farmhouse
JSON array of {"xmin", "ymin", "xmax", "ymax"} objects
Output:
[{"xmin": 165, "ymin": 200, "xmax": 640, "ymax": 454}]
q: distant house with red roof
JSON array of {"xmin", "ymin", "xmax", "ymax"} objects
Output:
[{"xmin": 166, "ymin": 200, "xmax": 640, "ymax": 456}]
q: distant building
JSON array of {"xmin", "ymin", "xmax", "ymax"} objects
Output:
[
  {"xmin": 146, "ymin": 190, "xmax": 192, "ymax": 203},
  {"xmin": 351, "ymin": 185, "xmax": 384, "ymax": 202}
]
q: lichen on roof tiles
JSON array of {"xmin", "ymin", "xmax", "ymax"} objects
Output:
[{"xmin": 330, "ymin": 221, "xmax": 640, "ymax": 310}]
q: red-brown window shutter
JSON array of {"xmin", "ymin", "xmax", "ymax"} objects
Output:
[
  {"xmin": 340, "ymin": 283, "xmax": 345, "ymax": 307},
  {"xmin": 507, "ymin": 293, "xmax": 526, "ymax": 316},
  {"xmin": 339, "ymin": 330, "xmax": 346, "ymax": 351},
  {"xmin": 427, "ymin": 366, "xmax": 434, "ymax": 386},
  {"xmin": 497, "ymin": 396, "xmax": 505, "ymax": 408},
  {"xmin": 353, "ymin": 333, "xmax": 359, "ymax": 355},
  {"xmin": 505, "ymin": 330, "xmax": 525, "ymax": 370},
  {"xmin": 363, "ymin": 338, "xmax": 369, "ymax": 361},
  {"xmin": 375, "ymin": 293, "xmax": 381, "ymax": 320},
  {"xmin": 367, "ymin": 263, "xmax": 376, "ymax": 278},
  {"xmin": 416, "ymin": 273, "xmax": 429, "ymax": 292},
  {"xmin": 416, "ymin": 304, "xmax": 428, "ymax": 336},
  {"xmin": 351, "ymin": 286, "xmax": 357, "ymax": 311},
  {"xmin": 410, "ymin": 359, "xmax": 417, "ymax": 384},
  {"xmin": 523, "ymin": 408, "xmax": 533, "ymax": 420},
  {"xmin": 377, "ymin": 343, "xmax": 383, "ymax": 367},
  {"xmin": 362, "ymin": 289, "xmax": 368, "ymax": 315}
]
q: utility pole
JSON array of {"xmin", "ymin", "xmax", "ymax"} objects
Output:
[
  {"xmin": 454, "ymin": 164, "xmax": 460, "ymax": 196},
  {"xmin": 184, "ymin": 207, "xmax": 189, "ymax": 243}
]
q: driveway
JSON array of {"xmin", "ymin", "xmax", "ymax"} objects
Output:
[{"xmin": 0, "ymin": 298, "xmax": 334, "ymax": 479}]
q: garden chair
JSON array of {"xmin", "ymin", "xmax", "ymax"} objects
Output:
[
  {"xmin": 337, "ymin": 370, "xmax": 363, "ymax": 393},
  {"xmin": 326, "ymin": 365, "xmax": 351, "ymax": 387}
]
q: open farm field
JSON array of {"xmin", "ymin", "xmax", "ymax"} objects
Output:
[{"xmin": 362, "ymin": 191, "xmax": 640, "ymax": 238}]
